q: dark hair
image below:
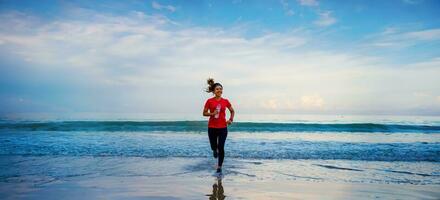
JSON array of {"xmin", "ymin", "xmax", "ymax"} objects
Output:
[{"xmin": 205, "ymin": 77, "xmax": 223, "ymax": 93}]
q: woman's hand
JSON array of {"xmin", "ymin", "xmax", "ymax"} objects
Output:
[
  {"xmin": 226, "ymin": 119, "xmax": 233, "ymax": 125},
  {"xmin": 204, "ymin": 109, "xmax": 218, "ymax": 117}
]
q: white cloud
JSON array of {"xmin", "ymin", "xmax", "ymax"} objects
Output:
[
  {"xmin": 297, "ymin": 0, "xmax": 319, "ymax": 6},
  {"xmin": 261, "ymin": 99, "xmax": 280, "ymax": 110},
  {"xmin": 260, "ymin": 95, "xmax": 325, "ymax": 112},
  {"xmin": 405, "ymin": 57, "xmax": 440, "ymax": 68},
  {"xmin": 382, "ymin": 27, "xmax": 398, "ymax": 35},
  {"xmin": 409, "ymin": 91, "xmax": 440, "ymax": 109},
  {"xmin": 405, "ymin": 29, "xmax": 440, "ymax": 40},
  {"xmin": 152, "ymin": 1, "xmax": 176, "ymax": 12},
  {"xmin": 0, "ymin": 10, "xmax": 439, "ymax": 115},
  {"xmin": 314, "ymin": 11, "xmax": 336, "ymax": 27},
  {"xmin": 367, "ymin": 27, "xmax": 440, "ymax": 48},
  {"xmin": 301, "ymin": 95, "xmax": 324, "ymax": 108}
]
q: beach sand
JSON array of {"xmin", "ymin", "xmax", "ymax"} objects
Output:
[{"xmin": 1, "ymin": 155, "xmax": 439, "ymax": 200}]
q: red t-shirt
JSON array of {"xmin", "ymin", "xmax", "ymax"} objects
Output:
[{"xmin": 204, "ymin": 97, "xmax": 231, "ymax": 128}]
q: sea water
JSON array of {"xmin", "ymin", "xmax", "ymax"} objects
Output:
[{"xmin": 0, "ymin": 113, "xmax": 439, "ymax": 186}]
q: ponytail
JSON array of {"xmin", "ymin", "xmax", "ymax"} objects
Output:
[{"xmin": 205, "ymin": 77, "xmax": 222, "ymax": 93}]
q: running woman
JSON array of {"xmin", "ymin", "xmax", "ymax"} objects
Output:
[{"xmin": 203, "ymin": 78, "xmax": 235, "ymax": 174}]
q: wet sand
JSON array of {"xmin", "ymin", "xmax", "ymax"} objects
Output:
[{"xmin": 1, "ymin": 156, "xmax": 439, "ymax": 199}]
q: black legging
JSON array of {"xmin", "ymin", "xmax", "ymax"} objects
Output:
[{"xmin": 208, "ymin": 127, "xmax": 228, "ymax": 167}]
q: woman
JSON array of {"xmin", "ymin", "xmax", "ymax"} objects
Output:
[{"xmin": 203, "ymin": 78, "xmax": 235, "ymax": 174}]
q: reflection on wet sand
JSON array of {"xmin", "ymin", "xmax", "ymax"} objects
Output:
[{"xmin": 206, "ymin": 177, "xmax": 226, "ymax": 200}]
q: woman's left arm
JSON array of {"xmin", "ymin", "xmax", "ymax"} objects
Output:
[{"xmin": 226, "ymin": 105, "xmax": 235, "ymax": 125}]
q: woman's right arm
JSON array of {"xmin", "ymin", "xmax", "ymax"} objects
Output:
[{"xmin": 203, "ymin": 107, "xmax": 213, "ymax": 117}]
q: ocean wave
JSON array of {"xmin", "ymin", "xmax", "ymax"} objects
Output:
[
  {"xmin": 1, "ymin": 131, "xmax": 439, "ymax": 161},
  {"xmin": 1, "ymin": 120, "xmax": 440, "ymax": 133}
]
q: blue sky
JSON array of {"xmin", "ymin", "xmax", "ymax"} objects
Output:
[{"xmin": 0, "ymin": 0, "xmax": 439, "ymax": 117}]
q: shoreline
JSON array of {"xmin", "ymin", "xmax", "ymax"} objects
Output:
[{"xmin": 1, "ymin": 155, "xmax": 439, "ymax": 199}]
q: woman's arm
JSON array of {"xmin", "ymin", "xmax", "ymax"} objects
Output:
[
  {"xmin": 227, "ymin": 106, "xmax": 235, "ymax": 123},
  {"xmin": 203, "ymin": 107, "xmax": 216, "ymax": 117}
]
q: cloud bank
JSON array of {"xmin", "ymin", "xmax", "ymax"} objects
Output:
[{"xmin": 0, "ymin": 5, "xmax": 439, "ymax": 116}]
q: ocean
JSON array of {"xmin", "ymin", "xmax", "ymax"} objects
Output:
[{"xmin": 1, "ymin": 113, "xmax": 439, "ymax": 189}]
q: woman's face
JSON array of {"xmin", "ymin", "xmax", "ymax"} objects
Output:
[{"xmin": 214, "ymin": 86, "xmax": 223, "ymax": 97}]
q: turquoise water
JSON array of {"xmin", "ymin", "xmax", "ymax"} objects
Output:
[
  {"xmin": 0, "ymin": 114, "xmax": 439, "ymax": 186},
  {"xmin": 1, "ymin": 120, "xmax": 440, "ymax": 133},
  {"xmin": 0, "ymin": 114, "xmax": 439, "ymax": 161}
]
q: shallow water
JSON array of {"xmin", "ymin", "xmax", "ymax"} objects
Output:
[
  {"xmin": 0, "ymin": 128, "xmax": 439, "ymax": 161},
  {"xmin": 1, "ymin": 156, "xmax": 439, "ymax": 200},
  {"xmin": 1, "ymin": 156, "xmax": 439, "ymax": 186}
]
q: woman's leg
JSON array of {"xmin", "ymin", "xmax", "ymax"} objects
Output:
[
  {"xmin": 217, "ymin": 127, "xmax": 228, "ymax": 167},
  {"xmin": 208, "ymin": 128, "xmax": 218, "ymax": 155}
]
